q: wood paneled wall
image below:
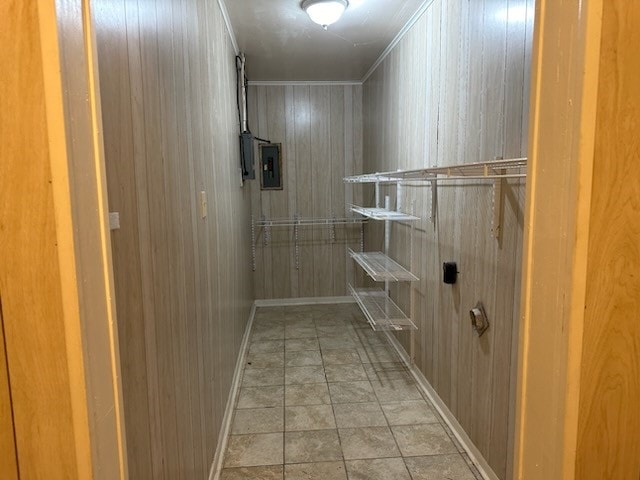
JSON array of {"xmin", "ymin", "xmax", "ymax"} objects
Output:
[
  {"xmin": 1, "ymin": 0, "xmax": 125, "ymax": 477},
  {"xmin": 248, "ymin": 85, "xmax": 363, "ymax": 299},
  {"xmin": 93, "ymin": 0, "xmax": 253, "ymax": 477},
  {"xmin": 361, "ymin": 1, "xmax": 533, "ymax": 478}
]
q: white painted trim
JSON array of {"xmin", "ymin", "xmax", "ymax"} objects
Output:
[
  {"xmin": 361, "ymin": 0, "xmax": 437, "ymax": 83},
  {"xmin": 383, "ymin": 331, "xmax": 500, "ymax": 480},
  {"xmin": 247, "ymin": 80, "xmax": 363, "ymax": 86},
  {"xmin": 254, "ymin": 296, "xmax": 355, "ymax": 307},
  {"xmin": 217, "ymin": 0, "xmax": 239, "ymax": 55},
  {"xmin": 208, "ymin": 303, "xmax": 256, "ymax": 480}
]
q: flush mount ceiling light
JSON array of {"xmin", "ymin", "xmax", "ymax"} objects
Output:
[{"xmin": 302, "ymin": 0, "xmax": 348, "ymax": 30}]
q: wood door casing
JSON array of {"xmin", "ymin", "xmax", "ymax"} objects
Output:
[{"xmin": 0, "ymin": 299, "xmax": 19, "ymax": 480}]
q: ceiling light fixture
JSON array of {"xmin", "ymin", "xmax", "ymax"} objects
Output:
[{"xmin": 302, "ymin": 0, "xmax": 348, "ymax": 30}]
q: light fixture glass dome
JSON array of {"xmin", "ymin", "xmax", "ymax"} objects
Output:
[{"xmin": 302, "ymin": 0, "xmax": 348, "ymax": 28}]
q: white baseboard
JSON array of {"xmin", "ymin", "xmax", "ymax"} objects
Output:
[
  {"xmin": 208, "ymin": 303, "xmax": 257, "ymax": 480},
  {"xmin": 254, "ymin": 296, "xmax": 355, "ymax": 307},
  {"xmin": 383, "ymin": 331, "xmax": 500, "ymax": 480}
]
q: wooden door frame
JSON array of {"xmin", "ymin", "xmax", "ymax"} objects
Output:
[
  {"xmin": 0, "ymin": 0, "xmax": 127, "ymax": 478},
  {"xmin": 514, "ymin": 0, "xmax": 610, "ymax": 478}
]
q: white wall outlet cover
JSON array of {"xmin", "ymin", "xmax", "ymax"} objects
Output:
[
  {"xmin": 200, "ymin": 191, "xmax": 207, "ymax": 218},
  {"xmin": 109, "ymin": 212, "xmax": 120, "ymax": 230}
]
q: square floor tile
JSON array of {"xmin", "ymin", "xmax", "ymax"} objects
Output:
[
  {"xmin": 247, "ymin": 352, "xmax": 285, "ymax": 368},
  {"xmin": 370, "ymin": 379, "xmax": 422, "ymax": 402},
  {"xmin": 316, "ymin": 324, "xmax": 357, "ymax": 337},
  {"xmin": 357, "ymin": 347, "xmax": 400, "ymax": 364},
  {"xmin": 231, "ymin": 407, "xmax": 284, "ymax": 434},
  {"xmin": 319, "ymin": 336, "xmax": 357, "ymax": 350},
  {"xmin": 285, "ymin": 327, "xmax": 317, "ymax": 339},
  {"xmin": 237, "ymin": 386, "xmax": 284, "ymax": 409},
  {"xmin": 381, "ymin": 400, "xmax": 438, "ymax": 426},
  {"xmin": 364, "ymin": 363, "xmax": 412, "ymax": 382},
  {"xmin": 285, "ymin": 383, "xmax": 330, "ymax": 406},
  {"xmin": 338, "ymin": 427, "xmax": 400, "ymax": 460},
  {"xmin": 322, "ymin": 349, "xmax": 362, "ymax": 365},
  {"xmin": 286, "ymin": 338, "xmax": 320, "ymax": 352},
  {"xmin": 324, "ymin": 364, "xmax": 368, "ymax": 383},
  {"xmin": 224, "ymin": 433, "xmax": 283, "ymax": 467},
  {"xmin": 284, "ymin": 430, "xmax": 342, "ymax": 463},
  {"xmin": 220, "ymin": 465, "xmax": 283, "ymax": 479},
  {"xmin": 286, "ymin": 350, "xmax": 323, "ymax": 367},
  {"xmin": 314, "ymin": 315, "xmax": 352, "ymax": 326},
  {"xmin": 404, "ymin": 454, "xmax": 476, "ymax": 479},
  {"xmin": 345, "ymin": 458, "xmax": 411, "ymax": 480},
  {"xmin": 250, "ymin": 340, "xmax": 285, "ymax": 354},
  {"xmin": 333, "ymin": 402, "xmax": 387, "ymax": 428},
  {"xmin": 284, "ymin": 461, "xmax": 346, "ymax": 480},
  {"xmin": 285, "ymin": 405, "xmax": 336, "ymax": 431},
  {"xmin": 355, "ymin": 330, "xmax": 388, "ymax": 347},
  {"xmin": 252, "ymin": 329, "xmax": 285, "ymax": 341},
  {"xmin": 285, "ymin": 366, "xmax": 326, "ymax": 385},
  {"xmin": 391, "ymin": 424, "xmax": 458, "ymax": 457},
  {"xmin": 243, "ymin": 368, "xmax": 284, "ymax": 387},
  {"xmin": 328, "ymin": 381, "xmax": 376, "ymax": 404}
]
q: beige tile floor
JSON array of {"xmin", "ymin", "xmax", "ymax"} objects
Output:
[{"xmin": 220, "ymin": 304, "xmax": 483, "ymax": 480}]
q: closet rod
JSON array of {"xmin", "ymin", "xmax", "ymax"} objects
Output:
[{"xmin": 344, "ymin": 157, "xmax": 527, "ymax": 183}]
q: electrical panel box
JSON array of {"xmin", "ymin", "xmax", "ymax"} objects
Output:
[
  {"xmin": 240, "ymin": 132, "xmax": 255, "ymax": 180},
  {"xmin": 260, "ymin": 143, "xmax": 283, "ymax": 190}
]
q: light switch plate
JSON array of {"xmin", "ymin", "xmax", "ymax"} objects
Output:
[
  {"xmin": 200, "ymin": 191, "xmax": 207, "ymax": 219},
  {"xmin": 109, "ymin": 212, "xmax": 120, "ymax": 230}
]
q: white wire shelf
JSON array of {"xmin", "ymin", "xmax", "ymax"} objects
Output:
[
  {"xmin": 349, "ymin": 285, "xmax": 417, "ymax": 331},
  {"xmin": 255, "ymin": 217, "xmax": 367, "ymax": 227},
  {"xmin": 351, "ymin": 205, "xmax": 420, "ymax": 221},
  {"xmin": 344, "ymin": 157, "xmax": 527, "ymax": 184},
  {"xmin": 349, "ymin": 249, "xmax": 418, "ymax": 282}
]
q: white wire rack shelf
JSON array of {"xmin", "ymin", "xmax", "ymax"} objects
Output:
[
  {"xmin": 344, "ymin": 157, "xmax": 527, "ymax": 184},
  {"xmin": 349, "ymin": 249, "xmax": 418, "ymax": 282},
  {"xmin": 255, "ymin": 217, "xmax": 367, "ymax": 227},
  {"xmin": 351, "ymin": 205, "xmax": 420, "ymax": 221},
  {"xmin": 250, "ymin": 215, "xmax": 366, "ymax": 272},
  {"xmin": 349, "ymin": 285, "xmax": 417, "ymax": 331}
]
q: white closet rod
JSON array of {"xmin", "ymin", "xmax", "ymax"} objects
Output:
[{"xmin": 344, "ymin": 157, "xmax": 527, "ymax": 184}]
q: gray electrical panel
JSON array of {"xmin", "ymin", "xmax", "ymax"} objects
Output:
[
  {"xmin": 260, "ymin": 143, "xmax": 283, "ymax": 190},
  {"xmin": 240, "ymin": 132, "xmax": 255, "ymax": 180}
]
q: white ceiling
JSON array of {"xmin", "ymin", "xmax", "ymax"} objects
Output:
[{"xmin": 223, "ymin": 0, "xmax": 426, "ymax": 82}]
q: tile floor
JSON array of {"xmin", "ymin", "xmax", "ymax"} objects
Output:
[{"xmin": 220, "ymin": 303, "xmax": 483, "ymax": 480}]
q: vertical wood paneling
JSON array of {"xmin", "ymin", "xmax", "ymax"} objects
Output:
[
  {"xmin": 362, "ymin": 1, "xmax": 530, "ymax": 478},
  {"xmin": 94, "ymin": 0, "xmax": 154, "ymax": 476},
  {"xmin": 249, "ymin": 85, "xmax": 363, "ymax": 299},
  {"xmin": 94, "ymin": 0, "xmax": 253, "ymax": 477}
]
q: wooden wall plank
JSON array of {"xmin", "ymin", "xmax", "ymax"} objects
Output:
[
  {"xmin": 93, "ymin": 0, "xmax": 254, "ymax": 476},
  {"xmin": 249, "ymin": 85, "xmax": 363, "ymax": 299},
  {"xmin": 361, "ymin": 0, "xmax": 530, "ymax": 477},
  {"xmin": 294, "ymin": 85, "xmax": 315, "ymax": 297},
  {"xmin": 310, "ymin": 86, "xmax": 333, "ymax": 297},
  {"xmin": 331, "ymin": 87, "xmax": 346, "ymax": 295},
  {"xmin": 93, "ymin": 0, "xmax": 154, "ymax": 475}
]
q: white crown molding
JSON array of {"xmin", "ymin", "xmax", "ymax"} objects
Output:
[
  {"xmin": 247, "ymin": 80, "xmax": 363, "ymax": 86},
  {"xmin": 217, "ymin": 0, "xmax": 239, "ymax": 55},
  {"xmin": 361, "ymin": 0, "xmax": 436, "ymax": 83}
]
